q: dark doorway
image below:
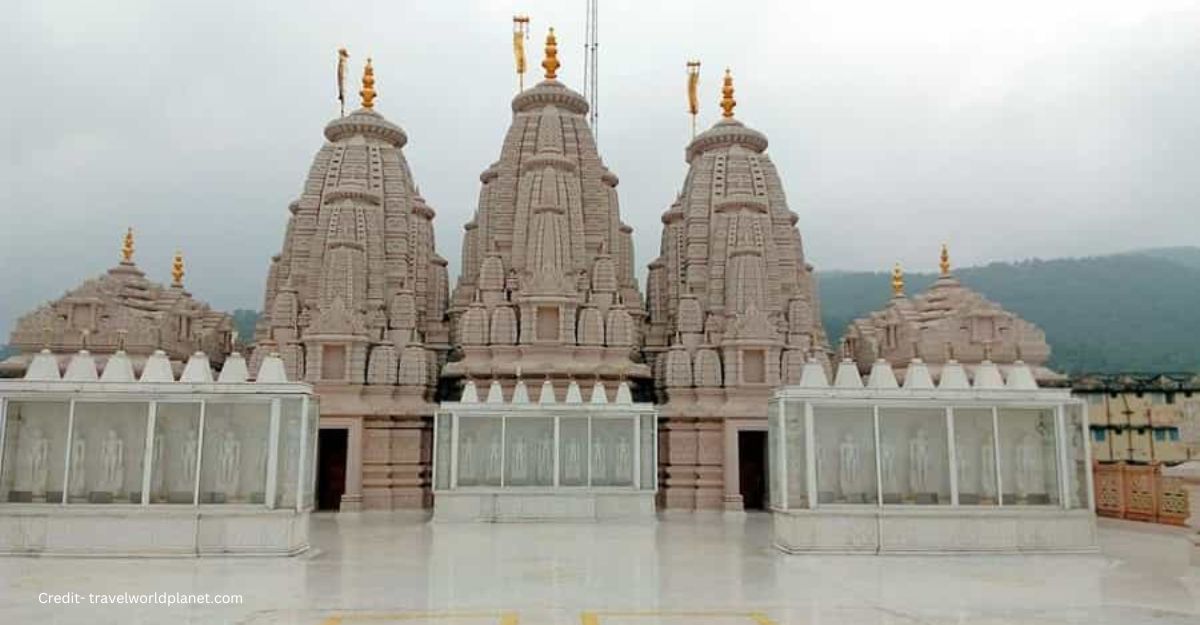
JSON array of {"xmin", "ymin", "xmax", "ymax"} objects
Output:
[
  {"xmin": 738, "ymin": 430, "xmax": 768, "ymax": 510},
  {"xmin": 316, "ymin": 429, "xmax": 348, "ymax": 511}
]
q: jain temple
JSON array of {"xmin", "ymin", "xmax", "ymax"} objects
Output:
[{"xmin": 1, "ymin": 29, "xmax": 1198, "ymax": 562}]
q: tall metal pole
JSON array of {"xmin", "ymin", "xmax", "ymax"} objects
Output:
[{"xmin": 583, "ymin": 0, "xmax": 599, "ymax": 142}]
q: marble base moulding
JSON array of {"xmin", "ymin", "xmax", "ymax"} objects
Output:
[
  {"xmin": 433, "ymin": 490, "xmax": 656, "ymax": 522},
  {"xmin": 0, "ymin": 505, "xmax": 310, "ymax": 557},
  {"xmin": 772, "ymin": 507, "xmax": 1099, "ymax": 554}
]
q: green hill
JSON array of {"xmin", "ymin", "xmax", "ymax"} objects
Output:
[{"xmin": 818, "ymin": 248, "xmax": 1200, "ymax": 374}]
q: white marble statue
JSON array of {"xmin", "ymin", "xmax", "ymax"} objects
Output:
[
  {"xmin": 1015, "ymin": 432, "xmax": 1042, "ymax": 499},
  {"xmin": 908, "ymin": 428, "xmax": 931, "ymax": 494},
  {"xmin": 880, "ymin": 442, "xmax": 898, "ymax": 494},
  {"xmin": 512, "ymin": 437, "xmax": 529, "ymax": 481},
  {"xmin": 980, "ymin": 434, "xmax": 996, "ymax": 499},
  {"xmin": 458, "ymin": 435, "xmax": 476, "ymax": 483},
  {"xmin": 100, "ymin": 429, "xmax": 125, "ymax": 493},
  {"xmin": 179, "ymin": 429, "xmax": 198, "ymax": 491},
  {"xmin": 593, "ymin": 436, "xmax": 610, "ymax": 483},
  {"xmin": 216, "ymin": 429, "xmax": 241, "ymax": 496},
  {"xmin": 68, "ymin": 436, "xmax": 87, "ymax": 497},
  {"xmin": 536, "ymin": 435, "xmax": 552, "ymax": 484},
  {"xmin": 615, "ymin": 435, "xmax": 632, "ymax": 483},
  {"xmin": 486, "ymin": 435, "xmax": 502, "ymax": 482},
  {"xmin": 564, "ymin": 437, "xmax": 582, "ymax": 482},
  {"xmin": 838, "ymin": 431, "xmax": 862, "ymax": 499},
  {"xmin": 19, "ymin": 428, "xmax": 50, "ymax": 498}
]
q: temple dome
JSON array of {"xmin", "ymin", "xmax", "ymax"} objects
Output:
[
  {"xmin": 444, "ymin": 30, "xmax": 648, "ymax": 385},
  {"xmin": 646, "ymin": 70, "xmax": 830, "ymax": 400},
  {"xmin": 1, "ymin": 230, "xmax": 232, "ymax": 378},
  {"xmin": 840, "ymin": 247, "xmax": 1061, "ymax": 383},
  {"xmin": 253, "ymin": 64, "xmax": 449, "ymax": 391}
]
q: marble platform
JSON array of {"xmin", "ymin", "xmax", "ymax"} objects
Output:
[{"xmin": 0, "ymin": 513, "xmax": 1196, "ymax": 624}]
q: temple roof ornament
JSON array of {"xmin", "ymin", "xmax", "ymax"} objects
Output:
[
  {"xmin": 171, "ymin": 250, "xmax": 185, "ymax": 288},
  {"xmin": 359, "ymin": 57, "xmax": 376, "ymax": 109},
  {"xmin": 542, "ymin": 28, "xmax": 560, "ymax": 80},
  {"xmin": 940, "ymin": 243, "xmax": 951, "ymax": 276},
  {"xmin": 121, "ymin": 227, "xmax": 135, "ymax": 263},
  {"xmin": 720, "ymin": 68, "xmax": 736, "ymax": 118},
  {"xmin": 891, "ymin": 262, "xmax": 904, "ymax": 296}
]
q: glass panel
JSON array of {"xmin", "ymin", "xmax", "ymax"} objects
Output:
[
  {"xmin": 1065, "ymin": 403, "xmax": 1089, "ymax": 509},
  {"xmin": 878, "ymin": 407, "xmax": 951, "ymax": 505},
  {"xmin": 953, "ymin": 408, "xmax": 998, "ymax": 505},
  {"xmin": 434, "ymin": 412, "xmax": 451, "ymax": 490},
  {"xmin": 150, "ymin": 403, "xmax": 201, "ymax": 504},
  {"xmin": 591, "ymin": 416, "xmax": 635, "ymax": 487},
  {"xmin": 640, "ymin": 413, "xmax": 656, "ymax": 491},
  {"xmin": 69, "ymin": 402, "xmax": 148, "ymax": 504},
  {"xmin": 200, "ymin": 401, "xmax": 271, "ymax": 504},
  {"xmin": 785, "ymin": 400, "xmax": 808, "ymax": 509},
  {"xmin": 0, "ymin": 401, "xmax": 70, "ymax": 503},
  {"xmin": 813, "ymin": 406, "xmax": 877, "ymax": 504},
  {"xmin": 275, "ymin": 399, "xmax": 304, "ymax": 508},
  {"xmin": 559, "ymin": 417, "xmax": 589, "ymax": 486},
  {"xmin": 302, "ymin": 398, "xmax": 319, "ymax": 508},
  {"xmin": 503, "ymin": 417, "xmax": 553, "ymax": 486},
  {"xmin": 456, "ymin": 416, "xmax": 502, "ymax": 487},
  {"xmin": 998, "ymin": 407, "xmax": 1059, "ymax": 506}
]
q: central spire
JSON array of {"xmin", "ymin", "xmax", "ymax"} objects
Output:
[
  {"xmin": 892, "ymin": 262, "xmax": 905, "ymax": 296},
  {"xmin": 542, "ymin": 27, "xmax": 560, "ymax": 80},
  {"xmin": 940, "ymin": 243, "xmax": 951, "ymax": 275}
]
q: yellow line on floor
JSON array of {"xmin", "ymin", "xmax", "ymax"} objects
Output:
[
  {"xmin": 318, "ymin": 612, "xmax": 518, "ymax": 624},
  {"xmin": 581, "ymin": 611, "xmax": 777, "ymax": 625}
]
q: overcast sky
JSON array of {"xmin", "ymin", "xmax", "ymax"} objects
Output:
[{"xmin": 2, "ymin": 1, "xmax": 1199, "ymax": 338}]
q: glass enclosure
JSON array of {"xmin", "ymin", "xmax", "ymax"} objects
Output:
[
  {"xmin": 0, "ymin": 393, "xmax": 315, "ymax": 510},
  {"xmin": 434, "ymin": 409, "xmax": 657, "ymax": 491},
  {"xmin": 771, "ymin": 398, "xmax": 1090, "ymax": 511}
]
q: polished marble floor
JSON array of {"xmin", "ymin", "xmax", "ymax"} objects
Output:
[{"xmin": 1, "ymin": 513, "xmax": 1197, "ymax": 624}]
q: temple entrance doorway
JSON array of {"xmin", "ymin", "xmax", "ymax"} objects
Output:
[
  {"xmin": 738, "ymin": 430, "xmax": 769, "ymax": 510},
  {"xmin": 316, "ymin": 428, "xmax": 348, "ymax": 511}
]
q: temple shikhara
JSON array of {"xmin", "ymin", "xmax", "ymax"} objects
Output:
[
  {"xmin": 3, "ymin": 23, "xmax": 1196, "ymax": 564},
  {"xmin": 841, "ymin": 246, "xmax": 1061, "ymax": 384},
  {"xmin": 0, "ymin": 229, "xmax": 233, "ymax": 378}
]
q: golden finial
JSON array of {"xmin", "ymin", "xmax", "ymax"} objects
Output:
[
  {"xmin": 939, "ymin": 242, "xmax": 951, "ymax": 276},
  {"xmin": 171, "ymin": 249, "xmax": 185, "ymax": 287},
  {"xmin": 542, "ymin": 27, "xmax": 560, "ymax": 80},
  {"xmin": 720, "ymin": 68, "xmax": 736, "ymax": 118},
  {"xmin": 121, "ymin": 227, "xmax": 134, "ymax": 263},
  {"xmin": 891, "ymin": 262, "xmax": 904, "ymax": 296},
  {"xmin": 359, "ymin": 57, "xmax": 376, "ymax": 109}
]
